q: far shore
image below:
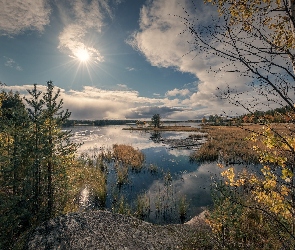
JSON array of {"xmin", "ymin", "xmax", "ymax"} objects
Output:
[{"xmin": 122, "ymin": 125, "xmax": 201, "ymax": 132}]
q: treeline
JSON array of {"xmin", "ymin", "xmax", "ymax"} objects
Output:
[
  {"xmin": 202, "ymin": 115, "xmax": 232, "ymax": 126},
  {"xmin": 63, "ymin": 120, "xmax": 200, "ymax": 127},
  {"xmin": 0, "ymin": 82, "xmax": 80, "ymax": 248},
  {"xmin": 239, "ymin": 105, "xmax": 294, "ymax": 123},
  {"xmin": 203, "ymin": 106, "xmax": 294, "ymax": 126},
  {"xmin": 63, "ymin": 119, "xmax": 138, "ymax": 127}
]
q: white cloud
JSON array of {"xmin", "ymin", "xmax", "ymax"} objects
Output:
[
  {"xmin": 127, "ymin": 0, "xmax": 232, "ymax": 116},
  {"xmin": 166, "ymin": 88, "xmax": 190, "ymax": 97},
  {"xmin": 0, "ymin": 0, "xmax": 50, "ymax": 36},
  {"xmin": 57, "ymin": 0, "xmax": 112, "ymax": 63},
  {"xmin": 2, "ymin": 81, "xmax": 261, "ymax": 120},
  {"xmin": 58, "ymin": 24, "xmax": 104, "ymax": 63},
  {"xmin": 3, "ymin": 84, "xmax": 196, "ymax": 120},
  {"xmin": 117, "ymin": 84, "xmax": 128, "ymax": 89},
  {"xmin": 128, "ymin": 0, "xmax": 286, "ymax": 117}
]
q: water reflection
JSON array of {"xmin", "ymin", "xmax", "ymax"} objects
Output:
[
  {"xmin": 150, "ymin": 131, "xmax": 162, "ymax": 143},
  {"xmin": 67, "ymin": 125, "xmax": 223, "ymax": 224}
]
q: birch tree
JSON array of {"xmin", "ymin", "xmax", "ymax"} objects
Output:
[{"xmin": 183, "ymin": 0, "xmax": 295, "ymax": 247}]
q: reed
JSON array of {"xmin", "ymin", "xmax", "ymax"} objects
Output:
[
  {"xmin": 115, "ymin": 164, "xmax": 129, "ymax": 186},
  {"xmin": 65, "ymin": 156, "xmax": 107, "ymax": 212},
  {"xmin": 191, "ymin": 125, "xmax": 260, "ymax": 164},
  {"xmin": 134, "ymin": 193, "xmax": 151, "ymax": 219},
  {"xmin": 111, "ymin": 195, "xmax": 131, "ymax": 215},
  {"xmin": 178, "ymin": 196, "xmax": 189, "ymax": 219},
  {"xmin": 113, "ymin": 144, "xmax": 145, "ymax": 170}
]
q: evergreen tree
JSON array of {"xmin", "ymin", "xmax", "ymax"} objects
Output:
[
  {"xmin": 151, "ymin": 114, "xmax": 161, "ymax": 128},
  {"xmin": 0, "ymin": 81, "xmax": 79, "ymax": 248},
  {"xmin": 0, "ymin": 91, "xmax": 31, "ymax": 248}
]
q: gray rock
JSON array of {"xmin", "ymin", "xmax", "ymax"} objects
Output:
[{"xmin": 26, "ymin": 210, "xmax": 202, "ymax": 250}]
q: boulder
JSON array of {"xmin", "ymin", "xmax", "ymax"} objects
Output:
[{"xmin": 26, "ymin": 210, "xmax": 202, "ymax": 250}]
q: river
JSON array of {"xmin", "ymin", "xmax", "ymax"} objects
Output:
[{"xmin": 67, "ymin": 124, "xmax": 223, "ymax": 224}]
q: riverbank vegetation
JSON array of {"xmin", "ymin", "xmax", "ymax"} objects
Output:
[
  {"xmin": 3, "ymin": 82, "xmax": 295, "ymax": 249},
  {"xmin": 0, "ymin": 82, "xmax": 80, "ymax": 248},
  {"xmin": 191, "ymin": 125, "xmax": 258, "ymax": 163},
  {"xmin": 182, "ymin": 0, "xmax": 295, "ymax": 247},
  {"xmin": 0, "ymin": 83, "xmax": 193, "ymax": 248},
  {"xmin": 190, "ymin": 124, "xmax": 295, "ymax": 164},
  {"xmin": 123, "ymin": 125, "xmax": 200, "ymax": 132},
  {"xmin": 188, "ymin": 123, "xmax": 295, "ymax": 248}
]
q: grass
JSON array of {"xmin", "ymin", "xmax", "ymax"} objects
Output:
[
  {"xmin": 147, "ymin": 164, "xmax": 159, "ymax": 174},
  {"xmin": 113, "ymin": 144, "xmax": 145, "ymax": 170},
  {"xmin": 123, "ymin": 126, "xmax": 201, "ymax": 132},
  {"xmin": 134, "ymin": 193, "xmax": 151, "ymax": 219},
  {"xmin": 115, "ymin": 164, "xmax": 129, "ymax": 186},
  {"xmin": 178, "ymin": 196, "xmax": 189, "ymax": 220},
  {"xmin": 192, "ymin": 123, "xmax": 295, "ymax": 165},
  {"xmin": 191, "ymin": 125, "xmax": 260, "ymax": 164},
  {"xmin": 65, "ymin": 154, "xmax": 108, "ymax": 212},
  {"xmin": 112, "ymin": 144, "xmax": 145, "ymax": 186}
]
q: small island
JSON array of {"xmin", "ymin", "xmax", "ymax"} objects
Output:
[{"xmin": 122, "ymin": 125, "xmax": 201, "ymax": 132}]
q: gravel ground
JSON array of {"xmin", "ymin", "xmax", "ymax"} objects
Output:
[{"xmin": 26, "ymin": 210, "xmax": 206, "ymax": 250}]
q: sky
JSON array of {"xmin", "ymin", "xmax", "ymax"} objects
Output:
[{"xmin": 0, "ymin": 0, "xmax": 257, "ymax": 120}]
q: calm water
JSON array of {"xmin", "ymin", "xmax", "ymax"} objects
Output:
[{"xmin": 68, "ymin": 124, "xmax": 224, "ymax": 224}]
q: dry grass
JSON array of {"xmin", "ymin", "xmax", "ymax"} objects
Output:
[
  {"xmin": 65, "ymin": 158, "xmax": 107, "ymax": 212},
  {"xmin": 113, "ymin": 144, "xmax": 145, "ymax": 169},
  {"xmin": 191, "ymin": 125, "xmax": 258, "ymax": 164},
  {"xmin": 123, "ymin": 126, "xmax": 201, "ymax": 132},
  {"xmin": 112, "ymin": 144, "xmax": 145, "ymax": 186},
  {"xmin": 192, "ymin": 123, "xmax": 295, "ymax": 164}
]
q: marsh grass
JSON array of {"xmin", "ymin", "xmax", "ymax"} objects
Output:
[
  {"xmin": 111, "ymin": 144, "xmax": 145, "ymax": 186},
  {"xmin": 115, "ymin": 164, "xmax": 129, "ymax": 186},
  {"xmin": 111, "ymin": 195, "xmax": 131, "ymax": 215},
  {"xmin": 188, "ymin": 133, "xmax": 208, "ymax": 140},
  {"xmin": 110, "ymin": 167, "xmax": 192, "ymax": 223},
  {"xmin": 191, "ymin": 125, "xmax": 260, "ymax": 164},
  {"xmin": 113, "ymin": 144, "xmax": 145, "ymax": 170},
  {"xmin": 149, "ymin": 171, "xmax": 193, "ymax": 223},
  {"xmin": 194, "ymin": 123, "xmax": 295, "ymax": 164},
  {"xmin": 69, "ymin": 144, "xmax": 199, "ymax": 224},
  {"xmin": 178, "ymin": 196, "xmax": 189, "ymax": 220},
  {"xmin": 65, "ymin": 155, "xmax": 107, "ymax": 212},
  {"xmin": 134, "ymin": 193, "xmax": 151, "ymax": 219},
  {"xmin": 123, "ymin": 126, "xmax": 201, "ymax": 132}
]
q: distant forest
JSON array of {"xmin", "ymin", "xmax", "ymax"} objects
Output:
[
  {"xmin": 203, "ymin": 106, "xmax": 294, "ymax": 126},
  {"xmin": 63, "ymin": 119, "xmax": 138, "ymax": 127},
  {"xmin": 63, "ymin": 119, "xmax": 201, "ymax": 127},
  {"xmin": 239, "ymin": 105, "xmax": 294, "ymax": 123}
]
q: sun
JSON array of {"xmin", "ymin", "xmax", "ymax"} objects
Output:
[{"xmin": 76, "ymin": 48, "xmax": 90, "ymax": 62}]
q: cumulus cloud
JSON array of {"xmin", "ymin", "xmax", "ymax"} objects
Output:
[
  {"xmin": 57, "ymin": 0, "xmax": 112, "ymax": 63},
  {"xmin": 166, "ymin": 88, "xmax": 190, "ymax": 97},
  {"xmin": 127, "ymin": 0, "xmax": 234, "ymax": 116},
  {"xmin": 128, "ymin": 105, "xmax": 185, "ymax": 119},
  {"xmin": 4, "ymin": 56, "xmax": 23, "ymax": 71},
  {"xmin": 2, "ymin": 84, "xmax": 197, "ymax": 120},
  {"xmin": 58, "ymin": 24, "xmax": 104, "ymax": 63},
  {"xmin": 128, "ymin": 0, "xmax": 285, "ymax": 117},
  {"xmin": 0, "ymin": 0, "xmax": 50, "ymax": 36}
]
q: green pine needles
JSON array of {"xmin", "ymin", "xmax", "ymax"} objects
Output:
[{"xmin": 0, "ymin": 81, "xmax": 79, "ymax": 248}]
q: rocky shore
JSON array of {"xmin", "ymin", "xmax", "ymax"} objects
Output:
[{"xmin": 26, "ymin": 210, "xmax": 209, "ymax": 250}]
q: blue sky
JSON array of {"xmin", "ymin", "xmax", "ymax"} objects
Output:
[{"xmin": 0, "ymin": 0, "xmax": 249, "ymax": 120}]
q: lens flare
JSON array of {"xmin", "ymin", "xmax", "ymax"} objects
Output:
[{"xmin": 76, "ymin": 48, "xmax": 90, "ymax": 62}]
